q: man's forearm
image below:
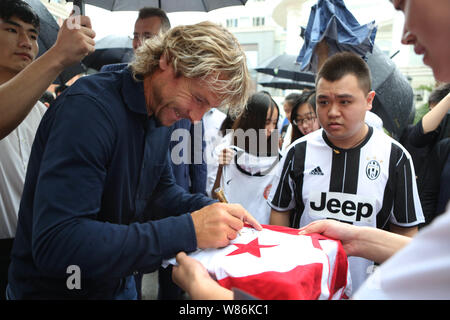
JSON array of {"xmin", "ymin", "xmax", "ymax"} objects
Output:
[
  {"xmin": 190, "ymin": 277, "xmax": 234, "ymax": 300},
  {"xmin": 422, "ymin": 93, "xmax": 450, "ymax": 134},
  {"xmin": 0, "ymin": 50, "xmax": 65, "ymax": 139},
  {"xmin": 354, "ymin": 226, "xmax": 412, "ymax": 264},
  {"xmin": 0, "ymin": 15, "xmax": 95, "ymax": 140}
]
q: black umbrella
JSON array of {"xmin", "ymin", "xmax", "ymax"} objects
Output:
[
  {"xmin": 257, "ymin": 74, "xmax": 314, "ymax": 90},
  {"xmin": 23, "ymin": 0, "xmax": 86, "ymax": 84},
  {"xmin": 70, "ymin": 0, "xmax": 247, "ymax": 15},
  {"xmin": 82, "ymin": 35, "xmax": 133, "ymax": 71},
  {"xmin": 254, "ymin": 54, "xmax": 316, "ymax": 83},
  {"xmin": 366, "ymin": 45, "xmax": 414, "ymax": 139}
]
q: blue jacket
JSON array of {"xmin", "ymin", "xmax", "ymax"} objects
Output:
[
  {"xmin": 8, "ymin": 68, "xmax": 214, "ymax": 299},
  {"xmin": 170, "ymin": 119, "xmax": 207, "ymax": 194}
]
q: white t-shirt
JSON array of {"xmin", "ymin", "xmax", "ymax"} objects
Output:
[
  {"xmin": 354, "ymin": 204, "xmax": 450, "ymax": 299},
  {"xmin": 0, "ymin": 102, "xmax": 46, "ymax": 239}
]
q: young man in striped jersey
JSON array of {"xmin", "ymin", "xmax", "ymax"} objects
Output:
[{"xmin": 268, "ymin": 51, "xmax": 424, "ymax": 291}]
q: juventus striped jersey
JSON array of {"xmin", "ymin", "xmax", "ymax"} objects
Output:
[{"xmin": 267, "ymin": 127, "xmax": 424, "ymax": 290}]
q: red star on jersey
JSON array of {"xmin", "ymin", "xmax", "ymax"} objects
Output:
[{"xmin": 226, "ymin": 237, "xmax": 278, "ymax": 258}]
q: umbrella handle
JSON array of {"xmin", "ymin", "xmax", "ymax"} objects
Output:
[{"xmin": 73, "ymin": 0, "xmax": 85, "ymax": 16}]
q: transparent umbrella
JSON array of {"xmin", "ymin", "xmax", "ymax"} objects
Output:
[{"xmin": 366, "ymin": 45, "xmax": 414, "ymax": 139}]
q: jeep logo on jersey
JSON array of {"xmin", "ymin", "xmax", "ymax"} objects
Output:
[
  {"xmin": 308, "ymin": 191, "xmax": 375, "ymax": 224},
  {"xmin": 366, "ymin": 160, "xmax": 380, "ymax": 180}
]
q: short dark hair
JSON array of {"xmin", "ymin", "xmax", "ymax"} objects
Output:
[
  {"xmin": 0, "ymin": 0, "xmax": 40, "ymax": 30},
  {"xmin": 138, "ymin": 7, "xmax": 171, "ymax": 32},
  {"xmin": 428, "ymin": 83, "xmax": 450, "ymax": 106},
  {"xmin": 316, "ymin": 52, "xmax": 371, "ymax": 94}
]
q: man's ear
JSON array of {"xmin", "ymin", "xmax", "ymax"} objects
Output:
[{"xmin": 366, "ymin": 91, "xmax": 376, "ymax": 111}]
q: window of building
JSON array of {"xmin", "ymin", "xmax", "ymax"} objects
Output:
[
  {"xmin": 226, "ymin": 18, "xmax": 238, "ymax": 28},
  {"xmin": 252, "ymin": 17, "xmax": 265, "ymax": 27}
]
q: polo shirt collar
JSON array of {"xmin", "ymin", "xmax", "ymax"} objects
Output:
[{"xmin": 121, "ymin": 67, "xmax": 148, "ymax": 116}]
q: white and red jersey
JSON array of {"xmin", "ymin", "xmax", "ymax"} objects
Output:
[{"xmin": 164, "ymin": 224, "xmax": 351, "ymax": 300}]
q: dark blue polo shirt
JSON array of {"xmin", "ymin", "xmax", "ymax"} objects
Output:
[{"xmin": 8, "ymin": 68, "xmax": 214, "ymax": 299}]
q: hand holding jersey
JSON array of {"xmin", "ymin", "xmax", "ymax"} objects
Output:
[
  {"xmin": 298, "ymin": 219, "xmax": 412, "ymax": 264},
  {"xmin": 172, "ymin": 251, "xmax": 234, "ymax": 300}
]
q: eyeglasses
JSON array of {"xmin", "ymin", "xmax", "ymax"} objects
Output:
[
  {"xmin": 293, "ymin": 113, "xmax": 316, "ymax": 126},
  {"xmin": 132, "ymin": 33, "xmax": 157, "ymax": 41}
]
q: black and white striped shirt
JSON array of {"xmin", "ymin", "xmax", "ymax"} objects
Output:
[
  {"xmin": 268, "ymin": 127, "xmax": 424, "ymax": 229},
  {"xmin": 268, "ymin": 127, "xmax": 425, "ymax": 291}
]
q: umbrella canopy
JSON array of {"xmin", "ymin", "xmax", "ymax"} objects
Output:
[
  {"xmin": 297, "ymin": 0, "xmax": 377, "ymax": 73},
  {"xmin": 366, "ymin": 45, "xmax": 414, "ymax": 139},
  {"xmin": 69, "ymin": 0, "xmax": 247, "ymax": 14},
  {"xmin": 254, "ymin": 54, "xmax": 316, "ymax": 83},
  {"xmin": 23, "ymin": 0, "xmax": 86, "ymax": 84},
  {"xmin": 82, "ymin": 35, "xmax": 133, "ymax": 71},
  {"xmin": 257, "ymin": 74, "xmax": 315, "ymax": 91}
]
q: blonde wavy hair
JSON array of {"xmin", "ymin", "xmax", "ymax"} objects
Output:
[{"xmin": 130, "ymin": 21, "xmax": 251, "ymax": 115}]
